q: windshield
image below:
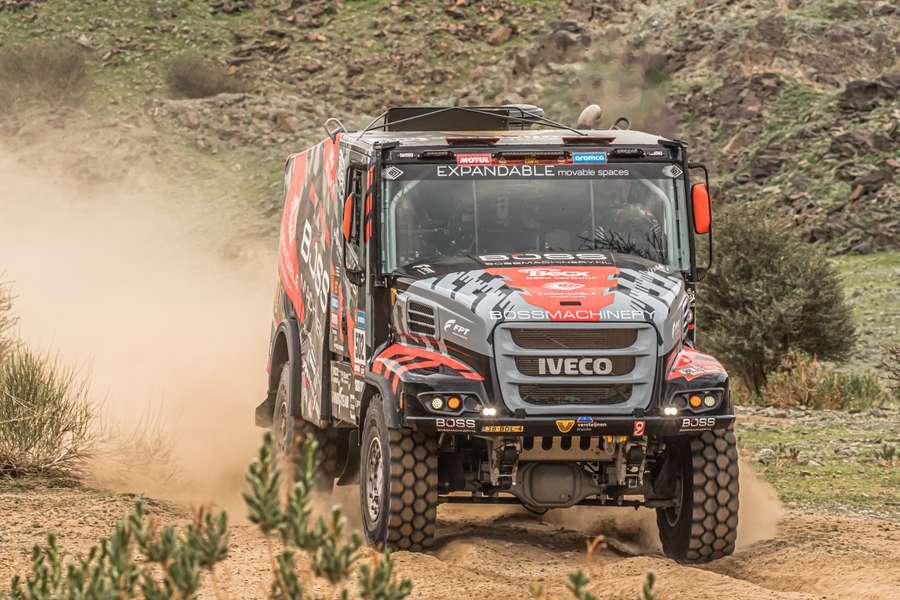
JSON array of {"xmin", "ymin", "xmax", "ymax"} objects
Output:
[{"xmin": 381, "ymin": 161, "xmax": 690, "ymax": 272}]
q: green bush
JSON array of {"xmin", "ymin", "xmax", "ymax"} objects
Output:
[
  {"xmin": 0, "ymin": 347, "xmax": 95, "ymax": 477},
  {"xmin": 0, "ymin": 42, "xmax": 91, "ymax": 110},
  {"xmin": 701, "ymin": 203, "xmax": 855, "ymax": 393},
  {"xmin": 164, "ymin": 53, "xmax": 249, "ymax": 99},
  {"xmin": 5, "ymin": 433, "xmax": 412, "ymax": 600},
  {"xmin": 8, "ymin": 500, "xmax": 229, "ymax": 599}
]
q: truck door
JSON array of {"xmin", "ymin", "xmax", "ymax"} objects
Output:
[{"xmin": 329, "ymin": 164, "xmax": 370, "ymax": 423}]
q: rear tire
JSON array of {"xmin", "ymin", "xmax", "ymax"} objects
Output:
[
  {"xmin": 360, "ymin": 394, "xmax": 438, "ymax": 551},
  {"xmin": 656, "ymin": 429, "xmax": 740, "ymax": 563},
  {"xmin": 272, "ymin": 361, "xmax": 338, "ymax": 492}
]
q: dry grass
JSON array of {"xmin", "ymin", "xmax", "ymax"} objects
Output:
[
  {"xmin": 0, "ymin": 41, "xmax": 91, "ymax": 110},
  {"xmin": 0, "ymin": 282, "xmax": 15, "ymax": 363},
  {"xmin": 164, "ymin": 53, "xmax": 249, "ymax": 99},
  {"xmin": 0, "ymin": 346, "xmax": 95, "ymax": 477},
  {"xmin": 733, "ymin": 351, "xmax": 892, "ymax": 411}
]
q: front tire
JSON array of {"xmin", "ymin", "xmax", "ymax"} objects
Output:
[
  {"xmin": 656, "ymin": 429, "xmax": 740, "ymax": 563},
  {"xmin": 360, "ymin": 394, "xmax": 438, "ymax": 551}
]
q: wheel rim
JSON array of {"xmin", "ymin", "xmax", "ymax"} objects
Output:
[
  {"xmin": 365, "ymin": 436, "xmax": 384, "ymax": 523},
  {"xmin": 277, "ymin": 400, "xmax": 290, "ymax": 456}
]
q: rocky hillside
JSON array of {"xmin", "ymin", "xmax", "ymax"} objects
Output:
[{"xmin": 1, "ymin": 0, "xmax": 897, "ymax": 252}]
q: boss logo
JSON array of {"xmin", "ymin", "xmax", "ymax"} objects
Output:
[
  {"xmin": 538, "ymin": 357, "xmax": 613, "ymax": 376},
  {"xmin": 436, "ymin": 418, "xmax": 476, "ymax": 430},
  {"xmin": 681, "ymin": 417, "xmax": 716, "ymax": 429}
]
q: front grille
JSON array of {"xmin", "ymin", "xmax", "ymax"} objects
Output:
[
  {"xmin": 407, "ymin": 301, "xmax": 436, "ymax": 336},
  {"xmin": 514, "ymin": 356, "xmax": 635, "ymax": 377},
  {"xmin": 518, "ymin": 384, "xmax": 632, "ymax": 405},
  {"xmin": 510, "ymin": 328, "xmax": 637, "ymax": 350}
]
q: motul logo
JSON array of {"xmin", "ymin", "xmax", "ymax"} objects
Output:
[
  {"xmin": 538, "ymin": 357, "xmax": 613, "ymax": 376},
  {"xmin": 456, "ymin": 153, "xmax": 493, "ymax": 166}
]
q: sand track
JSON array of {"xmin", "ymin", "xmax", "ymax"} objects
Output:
[{"xmin": 2, "ymin": 483, "xmax": 897, "ymax": 600}]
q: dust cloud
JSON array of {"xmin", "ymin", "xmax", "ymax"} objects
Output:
[
  {"xmin": 541, "ymin": 459, "xmax": 782, "ymax": 552},
  {"xmin": 0, "ymin": 139, "xmax": 275, "ymax": 511}
]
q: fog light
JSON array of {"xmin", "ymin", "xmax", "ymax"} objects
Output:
[
  {"xmin": 703, "ymin": 394, "xmax": 717, "ymax": 407},
  {"xmin": 430, "ymin": 396, "xmax": 444, "ymax": 410},
  {"xmin": 689, "ymin": 394, "xmax": 702, "ymax": 409},
  {"xmin": 447, "ymin": 395, "xmax": 462, "ymax": 410},
  {"xmin": 482, "ymin": 407, "xmax": 497, "ymax": 417},
  {"xmin": 663, "ymin": 406, "xmax": 678, "ymax": 416}
]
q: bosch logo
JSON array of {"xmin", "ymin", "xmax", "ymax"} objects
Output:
[
  {"xmin": 518, "ymin": 269, "xmax": 589, "ymax": 278},
  {"xmin": 538, "ymin": 357, "xmax": 613, "ymax": 376},
  {"xmin": 542, "ymin": 281, "xmax": 585, "ymax": 291}
]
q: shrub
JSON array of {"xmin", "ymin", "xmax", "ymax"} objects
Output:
[
  {"xmin": 0, "ymin": 347, "xmax": 95, "ymax": 477},
  {"xmin": 879, "ymin": 343, "xmax": 900, "ymax": 399},
  {"xmin": 8, "ymin": 501, "xmax": 229, "ymax": 599},
  {"xmin": 0, "ymin": 282, "xmax": 15, "ymax": 363},
  {"xmin": 701, "ymin": 203, "xmax": 856, "ymax": 393},
  {"xmin": 0, "ymin": 42, "xmax": 91, "ymax": 110},
  {"xmin": 5, "ymin": 430, "xmax": 659, "ymax": 599},
  {"xmin": 164, "ymin": 53, "xmax": 249, "ymax": 99},
  {"xmin": 734, "ymin": 351, "xmax": 891, "ymax": 410}
]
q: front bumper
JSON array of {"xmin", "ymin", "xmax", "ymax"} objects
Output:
[{"xmin": 404, "ymin": 413, "xmax": 735, "ymax": 437}]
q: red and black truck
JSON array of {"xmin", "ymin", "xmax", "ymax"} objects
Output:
[{"xmin": 256, "ymin": 106, "xmax": 738, "ymax": 562}]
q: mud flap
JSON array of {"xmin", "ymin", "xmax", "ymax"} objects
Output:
[
  {"xmin": 336, "ymin": 428, "xmax": 360, "ymax": 485},
  {"xmin": 255, "ymin": 391, "xmax": 276, "ymax": 427}
]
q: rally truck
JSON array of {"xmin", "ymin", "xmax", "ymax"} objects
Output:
[{"xmin": 256, "ymin": 106, "xmax": 738, "ymax": 563}]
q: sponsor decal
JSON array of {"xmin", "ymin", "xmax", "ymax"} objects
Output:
[
  {"xmin": 436, "ymin": 417, "xmax": 477, "ymax": 432},
  {"xmin": 573, "ymin": 415, "xmax": 607, "ymax": 431},
  {"xmin": 478, "ymin": 252, "xmax": 611, "ymax": 265},
  {"xmin": 680, "ymin": 416, "xmax": 716, "ymax": 430},
  {"xmin": 489, "ymin": 308, "xmax": 653, "ymax": 321},
  {"xmin": 383, "ymin": 166, "xmax": 404, "ymax": 180},
  {"xmin": 352, "ymin": 329, "xmax": 366, "ymax": 376},
  {"xmin": 662, "ymin": 164, "xmax": 683, "ymax": 178},
  {"xmin": 443, "ymin": 318, "xmax": 471, "ymax": 339},
  {"xmin": 666, "ymin": 348, "xmax": 725, "ymax": 381},
  {"xmin": 482, "ymin": 424, "xmax": 525, "ymax": 433},
  {"xmin": 330, "ymin": 294, "xmax": 339, "ymax": 310},
  {"xmin": 356, "ymin": 310, "xmax": 366, "ymax": 329},
  {"xmin": 537, "ymin": 357, "xmax": 613, "ymax": 376},
  {"xmin": 646, "ymin": 149, "xmax": 666, "ymax": 158},
  {"xmin": 572, "ymin": 152, "xmax": 608, "ymax": 164},
  {"xmin": 435, "ymin": 164, "xmax": 633, "ymax": 178},
  {"xmin": 556, "ymin": 419, "xmax": 576, "ymax": 433},
  {"xmin": 456, "ymin": 153, "xmax": 493, "ymax": 166},
  {"xmin": 633, "ymin": 420, "xmax": 646, "ymax": 436},
  {"xmin": 575, "ymin": 416, "xmax": 607, "ymax": 432},
  {"xmin": 518, "ymin": 268, "xmax": 590, "ymax": 279},
  {"xmin": 413, "ymin": 264, "xmax": 435, "ymax": 275},
  {"xmin": 542, "ymin": 281, "xmax": 585, "ymax": 291}
]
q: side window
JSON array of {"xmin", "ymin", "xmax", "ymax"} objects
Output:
[{"xmin": 348, "ymin": 167, "xmax": 365, "ymax": 251}]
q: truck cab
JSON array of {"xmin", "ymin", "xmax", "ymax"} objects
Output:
[{"xmin": 257, "ymin": 106, "xmax": 738, "ymax": 563}]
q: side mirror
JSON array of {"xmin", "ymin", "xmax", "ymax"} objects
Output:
[
  {"xmin": 342, "ymin": 192, "xmax": 365, "ymax": 286},
  {"xmin": 342, "ymin": 194, "xmax": 353, "ymax": 241},
  {"xmin": 691, "ymin": 183, "xmax": 711, "ymax": 234}
]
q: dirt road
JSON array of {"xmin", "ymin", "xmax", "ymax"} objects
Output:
[{"xmin": 1, "ymin": 481, "xmax": 897, "ymax": 599}]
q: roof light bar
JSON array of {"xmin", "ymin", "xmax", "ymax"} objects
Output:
[
  {"xmin": 562, "ymin": 136, "xmax": 616, "ymax": 145},
  {"xmin": 445, "ymin": 137, "xmax": 500, "ymax": 146}
]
